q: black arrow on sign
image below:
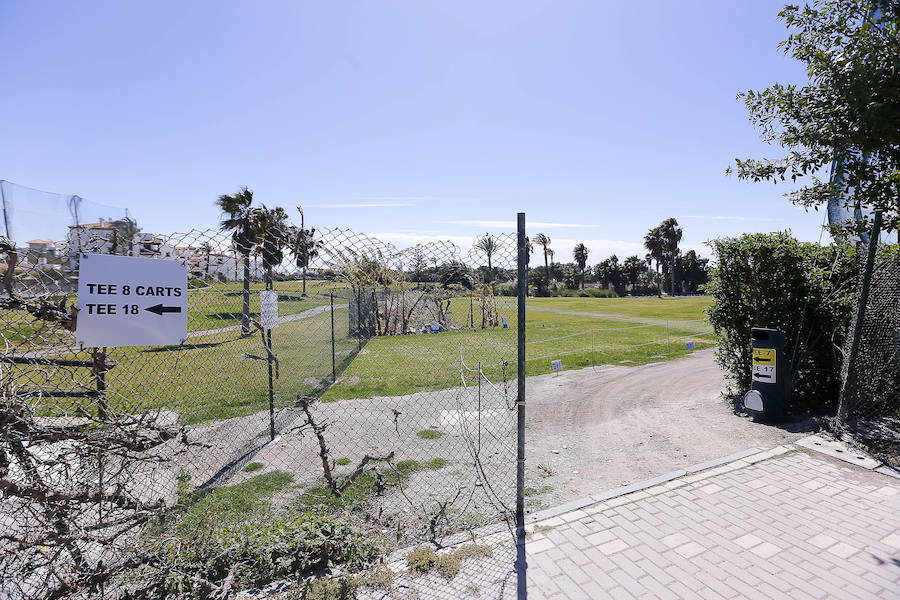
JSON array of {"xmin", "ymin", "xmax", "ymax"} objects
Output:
[{"xmin": 145, "ymin": 304, "xmax": 182, "ymax": 315}]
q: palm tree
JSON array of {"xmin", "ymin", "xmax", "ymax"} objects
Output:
[
  {"xmin": 289, "ymin": 206, "xmax": 324, "ymax": 296},
  {"xmin": 623, "ymin": 255, "xmax": 644, "ymax": 293},
  {"xmin": 216, "ymin": 186, "xmax": 257, "ymax": 335},
  {"xmin": 573, "ymin": 243, "xmax": 589, "ymax": 289},
  {"xmin": 254, "ymin": 205, "xmax": 290, "ymax": 290},
  {"xmin": 200, "ymin": 241, "xmax": 213, "ymax": 280},
  {"xmin": 474, "ymin": 234, "xmax": 501, "ymax": 279},
  {"xmin": 643, "ymin": 226, "xmax": 665, "ymax": 298},
  {"xmin": 532, "ymin": 233, "xmax": 552, "ymax": 283},
  {"xmin": 659, "ymin": 218, "xmax": 683, "ymax": 296},
  {"xmin": 108, "ymin": 217, "xmax": 141, "ymax": 256}
]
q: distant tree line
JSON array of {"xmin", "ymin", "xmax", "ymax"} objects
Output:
[{"xmin": 519, "ymin": 218, "xmax": 710, "ymax": 297}]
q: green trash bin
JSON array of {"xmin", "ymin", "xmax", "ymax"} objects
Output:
[{"xmin": 743, "ymin": 327, "xmax": 789, "ymax": 420}]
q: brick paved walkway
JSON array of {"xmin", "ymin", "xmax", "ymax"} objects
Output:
[
  {"xmin": 369, "ymin": 443, "xmax": 900, "ymax": 599},
  {"xmin": 524, "ymin": 445, "xmax": 900, "ymax": 599}
]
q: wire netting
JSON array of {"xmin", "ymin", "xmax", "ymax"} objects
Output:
[
  {"xmin": 836, "ymin": 241, "xmax": 900, "ymax": 468},
  {"xmin": 1, "ymin": 221, "xmax": 525, "ymax": 599}
]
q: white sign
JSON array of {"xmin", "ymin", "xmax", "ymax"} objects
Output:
[
  {"xmin": 551, "ymin": 359, "xmax": 562, "ymax": 371},
  {"xmin": 260, "ymin": 290, "xmax": 279, "ymax": 329},
  {"xmin": 76, "ymin": 254, "xmax": 187, "ymax": 347},
  {"xmin": 751, "ymin": 348, "xmax": 776, "ymax": 383},
  {"xmin": 751, "ymin": 364, "xmax": 776, "ymax": 383}
]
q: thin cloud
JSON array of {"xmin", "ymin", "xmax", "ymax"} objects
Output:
[
  {"xmin": 681, "ymin": 214, "xmax": 783, "ymax": 223},
  {"xmin": 306, "ymin": 202, "xmax": 414, "ymax": 208},
  {"xmin": 443, "ymin": 220, "xmax": 598, "ymax": 229}
]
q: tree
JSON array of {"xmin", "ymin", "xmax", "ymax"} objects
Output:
[
  {"xmin": 217, "ymin": 186, "xmax": 257, "ymax": 335},
  {"xmin": 732, "ymin": 0, "xmax": 900, "ymax": 239},
  {"xmin": 200, "ymin": 241, "xmax": 213, "ymax": 280},
  {"xmin": 659, "ymin": 218, "xmax": 683, "ymax": 295},
  {"xmin": 532, "ymin": 233, "xmax": 552, "ymax": 283},
  {"xmin": 290, "ymin": 206, "xmax": 324, "ymax": 296},
  {"xmin": 623, "ymin": 255, "xmax": 645, "ymax": 293},
  {"xmin": 474, "ymin": 234, "xmax": 501, "ymax": 281},
  {"xmin": 254, "ymin": 205, "xmax": 290, "ymax": 290},
  {"xmin": 595, "ymin": 254, "xmax": 624, "ymax": 295},
  {"xmin": 643, "ymin": 227, "xmax": 665, "ymax": 297},
  {"xmin": 409, "ymin": 248, "xmax": 428, "ymax": 282},
  {"xmin": 439, "ymin": 260, "xmax": 474, "ymax": 290},
  {"xmin": 573, "ymin": 243, "xmax": 590, "ymax": 289},
  {"xmin": 108, "ymin": 217, "xmax": 140, "ymax": 256},
  {"xmin": 678, "ymin": 249, "xmax": 711, "ymax": 293}
]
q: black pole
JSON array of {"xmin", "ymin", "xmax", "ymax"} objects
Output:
[
  {"xmin": 515, "ymin": 212, "xmax": 527, "ymax": 599},
  {"xmin": 357, "ymin": 288, "xmax": 362, "ymax": 350},
  {"xmin": 331, "ymin": 291, "xmax": 337, "ymax": 382},
  {"xmin": 267, "ymin": 328, "xmax": 275, "ymax": 441},
  {"xmin": 838, "ymin": 211, "xmax": 882, "ymax": 423}
]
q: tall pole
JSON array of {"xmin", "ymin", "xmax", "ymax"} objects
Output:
[
  {"xmin": 299, "ymin": 205, "xmax": 308, "ymax": 297},
  {"xmin": 266, "ymin": 274, "xmax": 275, "ymax": 441},
  {"xmin": 515, "ymin": 212, "xmax": 527, "ymax": 599},
  {"xmin": 267, "ymin": 329, "xmax": 275, "ymax": 441},
  {"xmin": 331, "ymin": 291, "xmax": 336, "ymax": 382},
  {"xmin": 838, "ymin": 211, "xmax": 882, "ymax": 423}
]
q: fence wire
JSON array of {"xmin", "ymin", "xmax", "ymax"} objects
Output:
[
  {"xmin": 1, "ymin": 223, "xmax": 525, "ymax": 600},
  {"xmin": 836, "ymin": 241, "xmax": 900, "ymax": 468}
]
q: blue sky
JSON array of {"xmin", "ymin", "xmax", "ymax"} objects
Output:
[{"xmin": 1, "ymin": 1, "xmax": 821, "ymax": 261}]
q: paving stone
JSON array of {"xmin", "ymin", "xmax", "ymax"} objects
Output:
[
  {"xmin": 807, "ymin": 533, "xmax": 838, "ymax": 549},
  {"xmin": 749, "ymin": 541, "xmax": 782, "ymax": 558},
  {"xmin": 674, "ymin": 541, "xmax": 706, "ymax": 559},
  {"xmin": 660, "ymin": 532, "xmax": 691, "ymax": 548},
  {"xmin": 826, "ymin": 541, "xmax": 859, "ymax": 559},
  {"xmin": 733, "ymin": 533, "xmax": 764, "ymax": 549},
  {"xmin": 439, "ymin": 448, "xmax": 900, "ymax": 599}
]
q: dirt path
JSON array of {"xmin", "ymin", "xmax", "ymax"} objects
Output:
[
  {"xmin": 523, "ymin": 349, "xmax": 814, "ymax": 511},
  {"xmin": 187, "ymin": 303, "xmax": 347, "ymax": 338},
  {"xmin": 528, "ymin": 306, "xmax": 707, "ymax": 327},
  {"xmin": 153, "ymin": 349, "xmax": 814, "ymax": 534}
]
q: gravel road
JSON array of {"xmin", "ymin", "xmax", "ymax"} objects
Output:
[
  {"xmin": 522, "ymin": 348, "xmax": 814, "ymax": 511},
  {"xmin": 155, "ymin": 348, "xmax": 815, "ymax": 525}
]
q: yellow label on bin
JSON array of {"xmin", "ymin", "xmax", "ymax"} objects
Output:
[
  {"xmin": 752, "ymin": 348, "xmax": 776, "ymax": 383},
  {"xmin": 752, "ymin": 348, "xmax": 775, "ymax": 365}
]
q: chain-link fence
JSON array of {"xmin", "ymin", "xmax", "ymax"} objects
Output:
[
  {"xmin": 1, "ymin": 217, "xmax": 530, "ymax": 599},
  {"xmin": 835, "ymin": 221, "xmax": 900, "ymax": 469}
]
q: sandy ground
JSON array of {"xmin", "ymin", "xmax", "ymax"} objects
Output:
[
  {"xmin": 149, "ymin": 349, "xmax": 815, "ymax": 529},
  {"xmin": 522, "ymin": 349, "xmax": 814, "ymax": 512}
]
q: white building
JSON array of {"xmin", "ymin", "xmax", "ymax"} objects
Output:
[{"xmin": 174, "ymin": 246, "xmax": 262, "ymax": 281}]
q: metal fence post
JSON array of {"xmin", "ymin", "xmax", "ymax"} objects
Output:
[
  {"xmin": 515, "ymin": 212, "xmax": 528, "ymax": 599},
  {"xmin": 838, "ymin": 211, "xmax": 882, "ymax": 424},
  {"xmin": 356, "ymin": 287, "xmax": 362, "ymax": 350},
  {"xmin": 331, "ymin": 291, "xmax": 337, "ymax": 382},
  {"xmin": 266, "ymin": 327, "xmax": 275, "ymax": 441}
]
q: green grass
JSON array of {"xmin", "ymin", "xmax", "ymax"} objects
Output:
[
  {"xmin": 19, "ymin": 296, "xmax": 714, "ymax": 423},
  {"xmin": 524, "ymin": 485, "xmax": 553, "ymax": 497},
  {"xmin": 175, "ymin": 470, "xmax": 295, "ymax": 531},
  {"xmin": 186, "ymin": 279, "xmax": 347, "ymax": 332},
  {"xmin": 242, "ymin": 461, "xmax": 264, "ymax": 472},
  {"xmin": 417, "ymin": 429, "xmax": 444, "ymax": 439},
  {"xmin": 321, "ymin": 296, "xmax": 714, "ymax": 400},
  {"xmin": 297, "ymin": 457, "xmax": 449, "ymax": 511}
]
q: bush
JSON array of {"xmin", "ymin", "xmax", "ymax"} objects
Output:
[
  {"xmin": 137, "ymin": 471, "xmax": 382, "ymax": 598},
  {"xmin": 586, "ymin": 288, "xmax": 617, "ymax": 298},
  {"xmin": 705, "ymin": 232, "xmax": 856, "ymax": 411}
]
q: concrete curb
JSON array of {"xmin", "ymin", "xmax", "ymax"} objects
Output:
[
  {"xmin": 526, "ymin": 446, "xmax": 766, "ymax": 525},
  {"xmin": 385, "ymin": 446, "xmax": 781, "ymax": 565}
]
